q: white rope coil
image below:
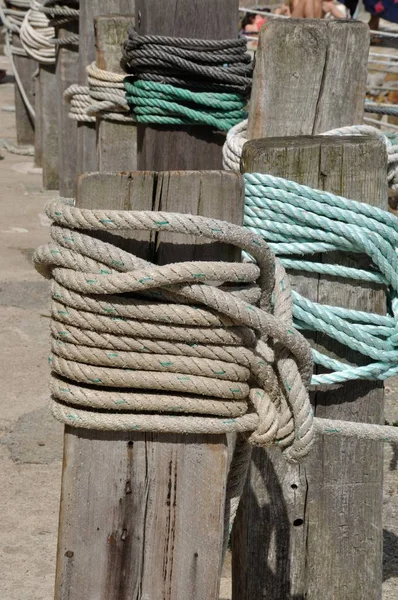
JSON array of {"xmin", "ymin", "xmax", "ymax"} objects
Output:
[
  {"xmin": 222, "ymin": 120, "xmax": 398, "ymax": 193},
  {"xmin": 64, "ymin": 63, "xmax": 135, "ymax": 123},
  {"xmin": 34, "ymin": 200, "xmax": 315, "ymax": 463},
  {"xmin": 20, "ymin": 0, "xmax": 56, "ymax": 64}
]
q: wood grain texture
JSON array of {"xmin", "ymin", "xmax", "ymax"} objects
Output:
[
  {"xmin": 95, "ymin": 16, "xmax": 137, "ymax": 172},
  {"xmin": 234, "ymin": 136, "xmax": 387, "ymax": 600},
  {"xmin": 56, "ymin": 23, "xmax": 79, "ymax": 197},
  {"xmin": 134, "ymin": 0, "xmax": 239, "ymax": 170},
  {"xmin": 54, "ymin": 169, "xmax": 244, "ymax": 600},
  {"xmin": 40, "ymin": 64, "xmax": 59, "ymax": 189},
  {"xmin": 247, "ymin": 19, "xmax": 369, "ymax": 139},
  {"xmin": 77, "ymin": 0, "xmax": 135, "ymax": 175},
  {"xmin": 34, "ymin": 70, "xmax": 42, "ymax": 167},
  {"xmin": 12, "ymin": 33, "xmax": 36, "ymax": 145}
]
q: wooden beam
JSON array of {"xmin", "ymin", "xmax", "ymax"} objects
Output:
[
  {"xmin": 134, "ymin": 0, "xmax": 239, "ymax": 170},
  {"xmin": 56, "ymin": 21, "xmax": 79, "ymax": 197},
  {"xmin": 234, "ymin": 134, "xmax": 386, "ymax": 599},
  {"xmin": 12, "ymin": 32, "xmax": 36, "ymax": 145},
  {"xmin": 233, "ymin": 19, "xmax": 385, "ymax": 599},
  {"xmin": 40, "ymin": 63, "xmax": 59, "ymax": 189},
  {"xmin": 54, "ymin": 169, "xmax": 244, "ymax": 600},
  {"xmin": 95, "ymin": 15, "xmax": 137, "ymax": 172},
  {"xmin": 247, "ymin": 19, "xmax": 369, "ymax": 138},
  {"xmin": 77, "ymin": 0, "xmax": 135, "ymax": 175}
]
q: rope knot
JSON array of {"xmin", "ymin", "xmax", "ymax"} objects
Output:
[{"xmin": 33, "ymin": 200, "xmax": 315, "ymax": 462}]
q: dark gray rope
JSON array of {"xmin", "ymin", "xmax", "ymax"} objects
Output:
[
  {"xmin": 122, "ymin": 27, "xmax": 253, "ymax": 96},
  {"xmin": 365, "ymin": 103, "xmax": 398, "ymax": 117},
  {"xmin": 40, "ymin": 0, "xmax": 79, "ymax": 47}
]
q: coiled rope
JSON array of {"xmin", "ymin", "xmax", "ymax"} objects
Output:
[
  {"xmin": 0, "ymin": 0, "xmax": 36, "ymax": 119},
  {"xmin": 64, "ymin": 63, "xmax": 134, "ymax": 123},
  {"xmin": 34, "ymin": 200, "xmax": 398, "ymax": 448},
  {"xmin": 34, "ymin": 199, "xmax": 315, "ymax": 463},
  {"xmin": 40, "ymin": 0, "xmax": 79, "ymax": 46},
  {"xmin": 244, "ymin": 172, "xmax": 398, "ymax": 385},
  {"xmin": 121, "ymin": 28, "xmax": 252, "ymax": 130},
  {"xmin": 20, "ymin": 0, "xmax": 56, "ymax": 64},
  {"xmin": 223, "ymin": 120, "xmax": 398, "ymax": 193}
]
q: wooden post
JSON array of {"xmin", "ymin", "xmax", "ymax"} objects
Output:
[
  {"xmin": 247, "ymin": 19, "xmax": 369, "ymax": 137},
  {"xmin": 134, "ymin": 0, "xmax": 239, "ymax": 170},
  {"xmin": 54, "ymin": 169, "xmax": 244, "ymax": 600},
  {"xmin": 95, "ymin": 15, "xmax": 137, "ymax": 172},
  {"xmin": 34, "ymin": 70, "xmax": 42, "ymax": 167},
  {"xmin": 11, "ymin": 32, "xmax": 36, "ymax": 145},
  {"xmin": 40, "ymin": 63, "xmax": 59, "ymax": 189},
  {"xmin": 232, "ymin": 19, "xmax": 386, "ymax": 600},
  {"xmin": 77, "ymin": 0, "xmax": 135, "ymax": 175},
  {"xmin": 56, "ymin": 20, "xmax": 79, "ymax": 197}
]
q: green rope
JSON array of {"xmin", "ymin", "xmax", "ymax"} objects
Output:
[
  {"xmin": 124, "ymin": 79, "xmax": 247, "ymax": 130},
  {"xmin": 243, "ymin": 172, "xmax": 398, "ymax": 385}
]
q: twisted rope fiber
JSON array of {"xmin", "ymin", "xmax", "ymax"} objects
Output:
[
  {"xmin": 64, "ymin": 63, "xmax": 135, "ymax": 123},
  {"xmin": 365, "ymin": 102, "xmax": 398, "ymax": 117},
  {"xmin": 34, "ymin": 200, "xmax": 319, "ymax": 463},
  {"xmin": 121, "ymin": 28, "xmax": 252, "ymax": 130},
  {"xmin": 0, "ymin": 0, "xmax": 36, "ymax": 119},
  {"xmin": 34, "ymin": 201, "xmax": 398, "ymax": 448},
  {"xmin": 244, "ymin": 172, "xmax": 398, "ymax": 385},
  {"xmin": 223, "ymin": 120, "xmax": 398, "ymax": 194},
  {"xmin": 40, "ymin": 0, "xmax": 79, "ymax": 46},
  {"xmin": 20, "ymin": 0, "xmax": 56, "ymax": 64}
]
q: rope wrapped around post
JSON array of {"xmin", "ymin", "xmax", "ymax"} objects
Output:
[
  {"xmin": 121, "ymin": 28, "xmax": 252, "ymax": 130},
  {"xmin": 64, "ymin": 63, "xmax": 135, "ymax": 123},
  {"xmin": 34, "ymin": 199, "xmax": 315, "ymax": 463},
  {"xmin": 223, "ymin": 120, "xmax": 398, "ymax": 194}
]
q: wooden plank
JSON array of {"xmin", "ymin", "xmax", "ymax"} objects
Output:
[
  {"xmin": 54, "ymin": 169, "xmax": 244, "ymax": 599},
  {"xmin": 233, "ymin": 19, "xmax": 385, "ymax": 600},
  {"xmin": 12, "ymin": 32, "xmax": 36, "ymax": 145},
  {"xmin": 234, "ymin": 136, "xmax": 386, "ymax": 598},
  {"xmin": 134, "ymin": 0, "xmax": 239, "ymax": 171},
  {"xmin": 56, "ymin": 22, "xmax": 79, "ymax": 197},
  {"xmin": 77, "ymin": 0, "xmax": 135, "ymax": 175},
  {"xmin": 40, "ymin": 64, "xmax": 59, "ymax": 189},
  {"xmin": 34, "ymin": 69, "xmax": 42, "ymax": 167},
  {"xmin": 95, "ymin": 15, "xmax": 137, "ymax": 172},
  {"xmin": 247, "ymin": 19, "xmax": 368, "ymax": 139}
]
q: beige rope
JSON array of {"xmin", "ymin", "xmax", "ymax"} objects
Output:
[
  {"xmin": 34, "ymin": 199, "xmax": 315, "ymax": 463},
  {"xmin": 64, "ymin": 62, "xmax": 135, "ymax": 123}
]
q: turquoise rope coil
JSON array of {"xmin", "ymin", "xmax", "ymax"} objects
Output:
[
  {"xmin": 124, "ymin": 79, "xmax": 247, "ymax": 131},
  {"xmin": 243, "ymin": 172, "xmax": 398, "ymax": 385}
]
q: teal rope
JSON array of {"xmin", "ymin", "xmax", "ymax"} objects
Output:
[
  {"xmin": 243, "ymin": 172, "xmax": 398, "ymax": 385},
  {"xmin": 124, "ymin": 79, "xmax": 247, "ymax": 130}
]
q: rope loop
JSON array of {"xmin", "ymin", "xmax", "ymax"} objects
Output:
[{"xmin": 34, "ymin": 200, "xmax": 315, "ymax": 463}]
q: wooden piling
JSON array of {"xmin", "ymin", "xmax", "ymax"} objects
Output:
[
  {"xmin": 53, "ymin": 170, "xmax": 244, "ymax": 600},
  {"xmin": 39, "ymin": 63, "xmax": 59, "ymax": 189},
  {"xmin": 53, "ymin": 1, "xmax": 242, "ymax": 597},
  {"xmin": 11, "ymin": 31, "xmax": 36, "ymax": 145},
  {"xmin": 77, "ymin": 0, "xmax": 135, "ymax": 175},
  {"xmin": 134, "ymin": 0, "xmax": 239, "ymax": 170},
  {"xmin": 95, "ymin": 15, "xmax": 136, "ymax": 172},
  {"xmin": 233, "ymin": 19, "xmax": 386, "ymax": 600},
  {"xmin": 56, "ymin": 20, "xmax": 79, "ymax": 197}
]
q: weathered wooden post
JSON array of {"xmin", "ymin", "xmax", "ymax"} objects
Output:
[
  {"xmin": 77, "ymin": 0, "xmax": 135, "ymax": 175},
  {"xmin": 95, "ymin": 15, "xmax": 136, "ymax": 172},
  {"xmin": 233, "ymin": 19, "xmax": 386, "ymax": 600},
  {"xmin": 6, "ymin": 1, "xmax": 37, "ymax": 145},
  {"xmin": 39, "ymin": 61, "xmax": 59, "ymax": 188},
  {"xmin": 53, "ymin": 1, "xmax": 243, "ymax": 598},
  {"xmin": 55, "ymin": 14, "xmax": 79, "ymax": 196},
  {"xmin": 134, "ymin": 0, "xmax": 238, "ymax": 170}
]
